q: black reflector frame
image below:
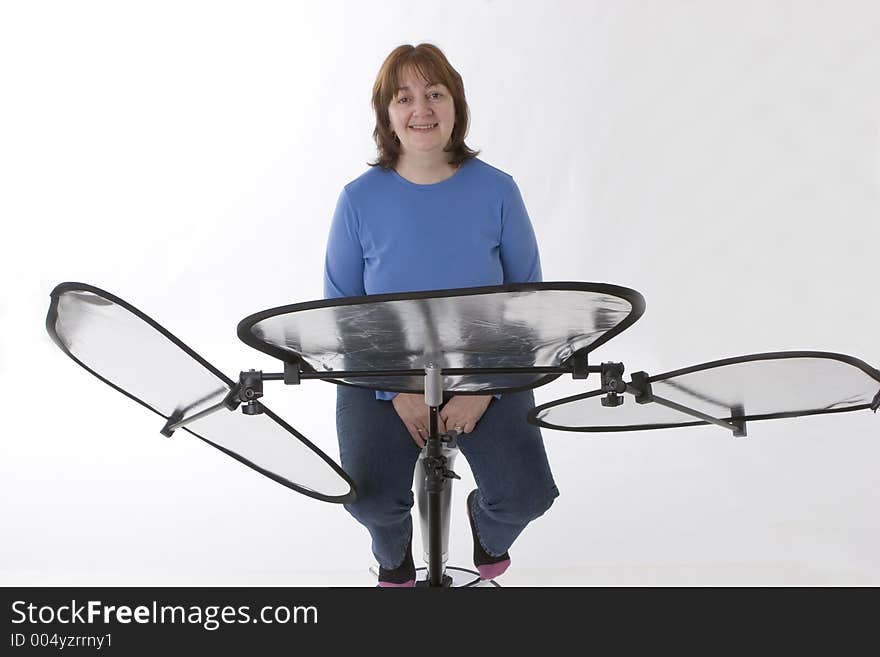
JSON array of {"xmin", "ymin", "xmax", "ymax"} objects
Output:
[
  {"xmin": 46, "ymin": 282, "xmax": 355, "ymax": 503},
  {"xmin": 529, "ymin": 352, "xmax": 880, "ymax": 433},
  {"xmin": 237, "ymin": 282, "xmax": 646, "ymax": 394}
]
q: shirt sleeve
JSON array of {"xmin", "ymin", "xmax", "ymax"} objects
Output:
[
  {"xmin": 494, "ymin": 179, "xmax": 541, "ymax": 401},
  {"xmin": 500, "ymin": 179, "xmax": 543, "ymax": 284},
  {"xmin": 323, "ymin": 188, "xmax": 366, "ymax": 299},
  {"xmin": 324, "ymin": 190, "xmax": 394, "ymax": 400}
]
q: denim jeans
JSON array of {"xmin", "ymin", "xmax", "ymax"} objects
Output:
[{"xmin": 336, "ymin": 384, "xmax": 560, "ymax": 570}]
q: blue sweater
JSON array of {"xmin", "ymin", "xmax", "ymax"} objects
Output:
[{"xmin": 323, "ymin": 157, "xmax": 543, "ymax": 400}]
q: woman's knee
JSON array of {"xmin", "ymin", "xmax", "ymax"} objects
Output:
[
  {"xmin": 344, "ymin": 488, "xmax": 414, "ymax": 528},
  {"xmin": 481, "ymin": 485, "xmax": 559, "ymax": 525}
]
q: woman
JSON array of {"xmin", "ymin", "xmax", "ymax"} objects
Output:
[{"xmin": 324, "ymin": 43, "xmax": 559, "ymax": 586}]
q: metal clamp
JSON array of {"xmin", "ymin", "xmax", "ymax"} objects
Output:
[
  {"xmin": 238, "ymin": 369, "xmax": 264, "ymax": 415},
  {"xmin": 600, "ymin": 362, "xmax": 626, "ymax": 407}
]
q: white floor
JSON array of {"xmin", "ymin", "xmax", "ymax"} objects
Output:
[{"xmin": 7, "ymin": 561, "xmax": 876, "ymax": 588}]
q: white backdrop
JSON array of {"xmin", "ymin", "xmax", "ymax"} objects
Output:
[{"xmin": 2, "ymin": 0, "xmax": 878, "ymax": 586}]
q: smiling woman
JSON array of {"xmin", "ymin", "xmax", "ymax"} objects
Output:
[
  {"xmin": 369, "ymin": 43, "xmax": 480, "ymax": 181},
  {"xmin": 323, "ymin": 43, "xmax": 559, "ymax": 587},
  {"xmin": 385, "ymin": 70, "xmax": 456, "ymax": 183}
]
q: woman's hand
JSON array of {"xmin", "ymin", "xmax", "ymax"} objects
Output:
[
  {"xmin": 440, "ymin": 395, "xmax": 492, "ymax": 436},
  {"xmin": 391, "ymin": 393, "xmax": 446, "ymax": 448}
]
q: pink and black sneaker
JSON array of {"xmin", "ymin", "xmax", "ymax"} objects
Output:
[
  {"xmin": 377, "ymin": 537, "xmax": 416, "ymax": 588},
  {"xmin": 466, "ymin": 490, "xmax": 511, "ymax": 580}
]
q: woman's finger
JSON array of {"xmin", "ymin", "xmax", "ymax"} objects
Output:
[{"xmin": 410, "ymin": 424, "xmax": 425, "ymax": 448}]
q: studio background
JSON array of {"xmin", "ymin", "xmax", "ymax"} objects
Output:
[{"xmin": 2, "ymin": 0, "xmax": 878, "ymax": 585}]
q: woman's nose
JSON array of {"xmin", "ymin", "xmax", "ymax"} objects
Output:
[{"xmin": 410, "ymin": 96, "xmax": 431, "ymax": 113}]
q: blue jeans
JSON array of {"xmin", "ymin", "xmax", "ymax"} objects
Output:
[{"xmin": 336, "ymin": 385, "xmax": 559, "ymax": 570}]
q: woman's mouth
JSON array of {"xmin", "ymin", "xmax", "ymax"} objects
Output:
[{"xmin": 409, "ymin": 123, "xmax": 438, "ymax": 132}]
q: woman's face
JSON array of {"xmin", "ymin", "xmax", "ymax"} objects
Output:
[{"xmin": 387, "ymin": 66, "xmax": 456, "ymax": 160}]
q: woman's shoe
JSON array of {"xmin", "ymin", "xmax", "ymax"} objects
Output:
[
  {"xmin": 466, "ymin": 490, "xmax": 511, "ymax": 580},
  {"xmin": 377, "ymin": 537, "xmax": 416, "ymax": 587}
]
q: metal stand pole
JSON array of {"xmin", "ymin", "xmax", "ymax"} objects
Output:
[
  {"xmin": 422, "ymin": 363, "xmax": 457, "ymax": 587},
  {"xmin": 426, "ymin": 405, "xmax": 443, "ymax": 587}
]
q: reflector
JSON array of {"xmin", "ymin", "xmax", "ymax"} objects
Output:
[
  {"xmin": 46, "ymin": 283, "xmax": 355, "ymax": 503},
  {"xmin": 528, "ymin": 352, "xmax": 880, "ymax": 433},
  {"xmin": 238, "ymin": 282, "xmax": 646, "ymax": 393}
]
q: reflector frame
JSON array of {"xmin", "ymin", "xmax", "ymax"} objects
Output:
[
  {"xmin": 46, "ymin": 282, "xmax": 356, "ymax": 503},
  {"xmin": 237, "ymin": 282, "xmax": 646, "ymax": 394},
  {"xmin": 528, "ymin": 351, "xmax": 880, "ymax": 433}
]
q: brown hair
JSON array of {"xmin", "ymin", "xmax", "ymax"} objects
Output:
[{"xmin": 368, "ymin": 43, "xmax": 480, "ymax": 170}]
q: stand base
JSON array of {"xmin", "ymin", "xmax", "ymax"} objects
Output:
[
  {"xmin": 369, "ymin": 565, "xmax": 501, "ymax": 587},
  {"xmin": 414, "ymin": 566, "xmax": 501, "ymax": 588}
]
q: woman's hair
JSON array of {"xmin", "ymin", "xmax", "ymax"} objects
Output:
[{"xmin": 368, "ymin": 43, "xmax": 480, "ymax": 170}]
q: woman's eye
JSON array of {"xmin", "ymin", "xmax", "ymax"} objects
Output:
[{"xmin": 397, "ymin": 92, "xmax": 441, "ymax": 103}]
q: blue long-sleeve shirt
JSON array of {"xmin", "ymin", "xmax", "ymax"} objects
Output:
[{"xmin": 323, "ymin": 157, "xmax": 542, "ymax": 400}]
